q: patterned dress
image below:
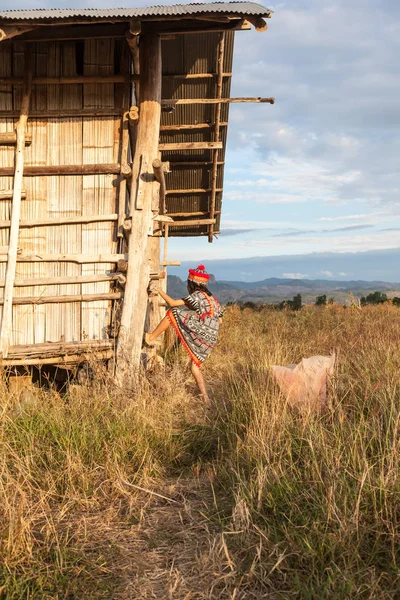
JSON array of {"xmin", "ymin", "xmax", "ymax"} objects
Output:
[{"xmin": 167, "ymin": 290, "xmax": 223, "ymax": 366}]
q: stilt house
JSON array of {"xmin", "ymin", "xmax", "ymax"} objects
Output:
[{"xmin": 0, "ymin": 2, "xmax": 273, "ymax": 374}]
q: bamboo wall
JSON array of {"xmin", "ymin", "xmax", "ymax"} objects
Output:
[{"xmin": 0, "ymin": 39, "xmax": 128, "ymax": 346}]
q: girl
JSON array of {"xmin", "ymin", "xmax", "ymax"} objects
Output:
[{"xmin": 145, "ymin": 264, "xmax": 223, "ymax": 402}]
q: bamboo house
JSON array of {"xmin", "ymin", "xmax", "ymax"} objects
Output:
[{"xmin": 0, "ymin": 2, "xmax": 273, "ymax": 377}]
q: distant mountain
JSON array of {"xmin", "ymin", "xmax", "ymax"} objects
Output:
[
  {"xmin": 172, "ymin": 248, "xmax": 400, "ymax": 283},
  {"xmin": 167, "ymin": 275, "xmax": 400, "ymax": 304}
]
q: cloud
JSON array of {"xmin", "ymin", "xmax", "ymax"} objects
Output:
[
  {"xmin": 320, "ymin": 271, "xmax": 333, "ymax": 278},
  {"xmin": 282, "ymin": 273, "xmax": 309, "ymax": 279}
]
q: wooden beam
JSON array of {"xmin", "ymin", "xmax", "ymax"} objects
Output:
[
  {"xmin": 166, "ymin": 188, "xmax": 222, "ymax": 195},
  {"xmin": 0, "ymin": 253, "xmax": 127, "ymax": 264},
  {"xmin": 161, "ymin": 97, "xmax": 275, "ymax": 105},
  {"xmin": 0, "ymin": 350, "xmax": 114, "ymax": 367},
  {"xmin": 8, "ymin": 339, "xmax": 113, "ymax": 357},
  {"xmin": 162, "ymin": 73, "xmax": 231, "ymax": 80},
  {"xmin": 160, "ymin": 261, "xmax": 180, "ymax": 267},
  {"xmin": 0, "ymin": 47, "xmax": 32, "ymax": 358},
  {"xmin": 209, "ymin": 32, "xmax": 225, "ymax": 243},
  {"xmin": 0, "ymin": 75, "xmax": 139, "ymax": 85},
  {"xmin": 0, "ymin": 214, "xmax": 118, "ymax": 229},
  {"xmin": 0, "ymin": 25, "xmax": 35, "ymax": 41},
  {"xmin": 170, "ymin": 219, "xmax": 216, "ymax": 227},
  {"xmin": 169, "ymin": 161, "xmax": 225, "ymax": 167},
  {"xmin": 2, "ymin": 273, "xmax": 125, "ymax": 288},
  {"xmin": 160, "ymin": 122, "xmax": 227, "ymax": 132},
  {"xmin": 1, "ymin": 292, "xmax": 121, "ymax": 306},
  {"xmin": 0, "ymin": 109, "xmax": 123, "ymax": 119},
  {"xmin": 0, "ymin": 190, "xmax": 26, "ymax": 200},
  {"xmin": 166, "ymin": 211, "xmax": 221, "ymax": 217},
  {"xmin": 0, "ymin": 164, "xmax": 120, "ymax": 177},
  {"xmin": 159, "ymin": 141, "xmax": 223, "ymax": 151},
  {"xmin": 0, "ymin": 132, "xmax": 32, "ymax": 146},
  {"xmin": 247, "ymin": 17, "xmax": 269, "ymax": 32},
  {"xmin": 117, "ymin": 33, "xmax": 162, "ymax": 375}
]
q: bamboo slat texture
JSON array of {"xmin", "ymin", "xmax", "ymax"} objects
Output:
[{"xmin": 0, "ymin": 39, "xmax": 125, "ymax": 347}]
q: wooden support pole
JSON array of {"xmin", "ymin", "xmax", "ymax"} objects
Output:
[
  {"xmin": 0, "ymin": 132, "xmax": 32, "ymax": 146},
  {"xmin": 161, "ymin": 97, "xmax": 275, "ymax": 105},
  {"xmin": 0, "ymin": 164, "xmax": 120, "ymax": 177},
  {"xmin": 152, "ymin": 158, "xmax": 167, "ymax": 214},
  {"xmin": 159, "ymin": 141, "xmax": 223, "ymax": 151},
  {"xmin": 209, "ymin": 32, "xmax": 225, "ymax": 242},
  {"xmin": 117, "ymin": 33, "xmax": 162, "ymax": 375},
  {"xmin": 0, "ymin": 47, "xmax": 32, "ymax": 358}
]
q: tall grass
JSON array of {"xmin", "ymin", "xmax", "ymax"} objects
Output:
[{"xmin": 0, "ymin": 304, "xmax": 399, "ymax": 598}]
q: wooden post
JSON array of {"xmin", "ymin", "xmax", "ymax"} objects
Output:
[
  {"xmin": 152, "ymin": 158, "xmax": 167, "ymax": 214},
  {"xmin": 117, "ymin": 33, "xmax": 162, "ymax": 375},
  {"xmin": 0, "ymin": 48, "xmax": 32, "ymax": 357},
  {"xmin": 209, "ymin": 33, "xmax": 225, "ymax": 242}
]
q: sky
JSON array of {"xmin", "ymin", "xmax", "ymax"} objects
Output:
[{"xmin": 1, "ymin": 0, "xmax": 399, "ymax": 279}]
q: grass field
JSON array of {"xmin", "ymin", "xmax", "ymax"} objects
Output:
[{"xmin": 0, "ymin": 304, "xmax": 399, "ymax": 599}]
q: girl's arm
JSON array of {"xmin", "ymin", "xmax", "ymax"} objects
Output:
[{"xmin": 157, "ymin": 288, "xmax": 185, "ymax": 307}]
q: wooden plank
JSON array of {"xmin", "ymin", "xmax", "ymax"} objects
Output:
[
  {"xmin": 0, "ymin": 109, "xmax": 123, "ymax": 118},
  {"xmin": 0, "ymin": 214, "xmax": 118, "ymax": 229},
  {"xmin": 0, "ymin": 132, "xmax": 32, "ymax": 146},
  {"xmin": 0, "ymin": 164, "xmax": 120, "ymax": 176},
  {"xmin": 0, "ymin": 189, "xmax": 26, "ymax": 200},
  {"xmin": 170, "ymin": 218, "xmax": 216, "ymax": 227},
  {"xmin": 161, "ymin": 97, "xmax": 275, "ymax": 105},
  {"xmin": 1, "ymin": 292, "xmax": 121, "ymax": 306},
  {"xmin": 0, "ymin": 253, "xmax": 127, "ymax": 263},
  {"xmin": 160, "ymin": 122, "xmax": 227, "ymax": 132},
  {"xmin": 162, "ymin": 73, "xmax": 231, "ymax": 80},
  {"xmin": 8, "ymin": 339, "xmax": 113, "ymax": 356},
  {"xmin": 159, "ymin": 141, "xmax": 223, "ymax": 151},
  {"xmin": 0, "ymin": 349, "xmax": 113, "ymax": 367},
  {"xmin": 166, "ymin": 211, "xmax": 221, "ymax": 217},
  {"xmin": 166, "ymin": 188, "xmax": 222, "ymax": 195},
  {"xmin": 1, "ymin": 273, "xmax": 125, "ymax": 288},
  {"xmin": 169, "ymin": 161, "xmax": 225, "ymax": 167},
  {"xmin": 0, "ymin": 47, "xmax": 33, "ymax": 358},
  {"xmin": 0, "ymin": 75, "xmax": 139, "ymax": 85}
]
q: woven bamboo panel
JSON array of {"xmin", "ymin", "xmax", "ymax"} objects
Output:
[
  {"xmin": 82, "ymin": 39, "xmax": 118, "ymax": 340},
  {"xmin": 0, "ymin": 40, "xmax": 125, "ymax": 346}
]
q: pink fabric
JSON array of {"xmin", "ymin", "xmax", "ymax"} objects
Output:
[{"xmin": 271, "ymin": 355, "xmax": 335, "ymax": 411}]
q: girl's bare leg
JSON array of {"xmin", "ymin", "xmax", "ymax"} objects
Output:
[
  {"xmin": 191, "ymin": 361, "xmax": 210, "ymax": 402},
  {"xmin": 148, "ymin": 315, "xmax": 170, "ymax": 342}
]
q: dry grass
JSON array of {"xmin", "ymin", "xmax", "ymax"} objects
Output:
[{"xmin": 0, "ymin": 303, "xmax": 399, "ymax": 599}]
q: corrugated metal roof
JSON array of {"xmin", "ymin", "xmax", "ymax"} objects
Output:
[{"xmin": 0, "ymin": 3, "xmax": 272, "ymax": 21}]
